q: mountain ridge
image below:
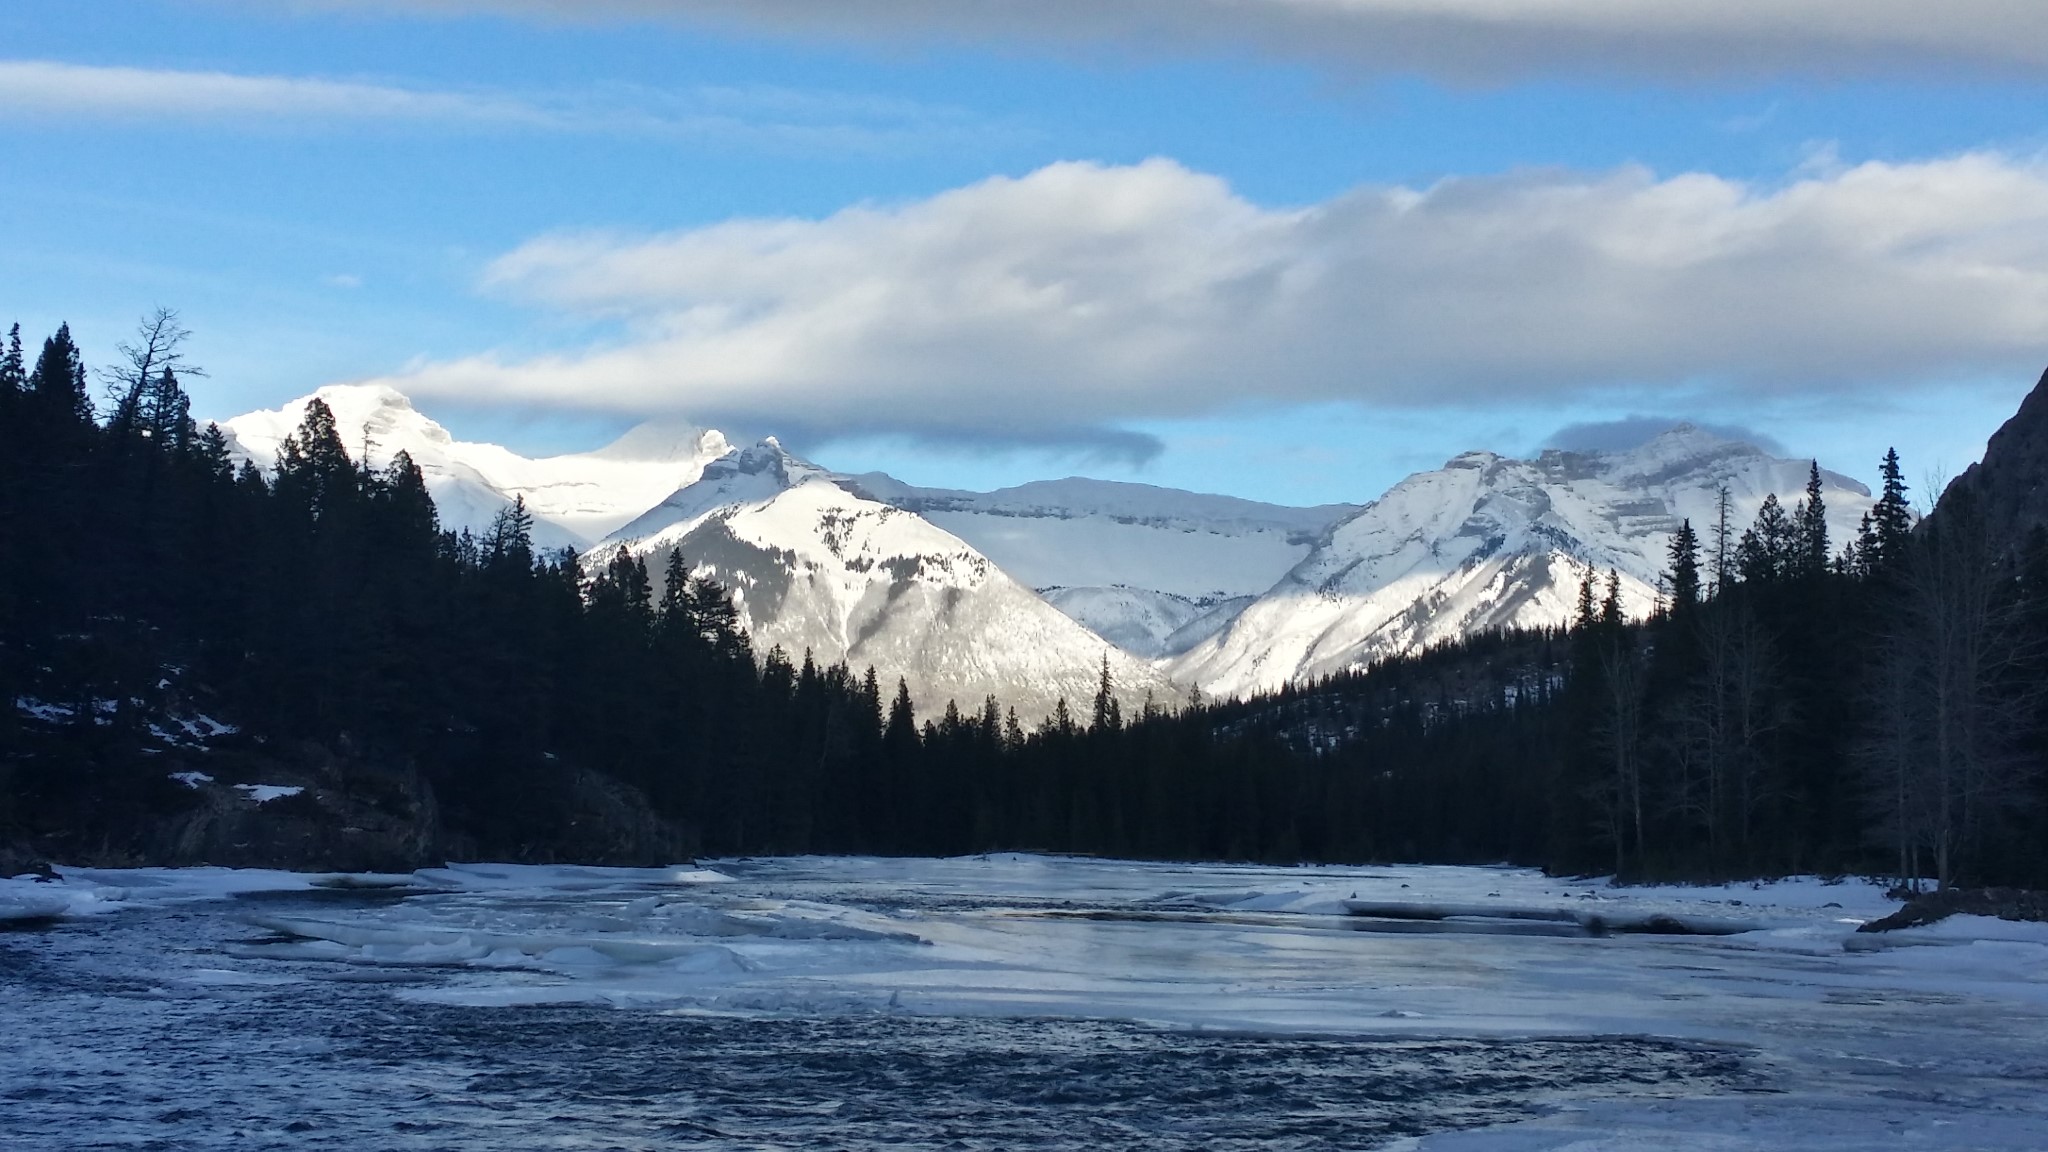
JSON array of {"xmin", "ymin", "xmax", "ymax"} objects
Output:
[{"xmin": 1173, "ymin": 426, "xmax": 1877, "ymax": 698}]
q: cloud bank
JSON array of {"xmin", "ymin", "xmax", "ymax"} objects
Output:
[
  {"xmin": 367, "ymin": 152, "xmax": 2048, "ymax": 453},
  {"xmin": 317, "ymin": 0, "xmax": 2048, "ymax": 82}
]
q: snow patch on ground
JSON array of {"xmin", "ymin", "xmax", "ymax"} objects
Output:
[{"xmin": 234, "ymin": 783, "xmax": 304, "ymax": 803}]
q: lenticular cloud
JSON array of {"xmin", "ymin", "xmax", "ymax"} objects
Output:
[{"xmin": 372, "ymin": 152, "xmax": 2048, "ymax": 450}]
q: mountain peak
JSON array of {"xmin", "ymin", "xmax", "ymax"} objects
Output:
[
  {"xmin": 585, "ymin": 419, "xmax": 729, "ymax": 466},
  {"xmin": 602, "ymin": 437, "xmax": 828, "ymax": 548},
  {"xmin": 224, "ymin": 384, "xmax": 734, "ymax": 547},
  {"xmin": 1444, "ymin": 449, "xmax": 1504, "ymax": 471}
]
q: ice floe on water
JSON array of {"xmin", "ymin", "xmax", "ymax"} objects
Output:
[{"xmin": 5, "ymin": 855, "xmax": 2048, "ymax": 1148}]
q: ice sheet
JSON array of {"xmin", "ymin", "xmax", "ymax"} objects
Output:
[{"xmin": 10, "ymin": 855, "xmax": 2047, "ymax": 1149}]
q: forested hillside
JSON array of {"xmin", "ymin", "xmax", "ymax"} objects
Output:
[{"xmin": 3, "ymin": 318, "xmax": 2045, "ymax": 887}]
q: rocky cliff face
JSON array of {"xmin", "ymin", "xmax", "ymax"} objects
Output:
[{"xmin": 1937, "ymin": 367, "xmax": 2048, "ymax": 556}]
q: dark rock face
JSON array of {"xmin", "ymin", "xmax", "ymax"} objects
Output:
[{"xmin": 1938, "ymin": 366, "xmax": 2048, "ymax": 556}]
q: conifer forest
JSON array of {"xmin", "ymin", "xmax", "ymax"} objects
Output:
[{"xmin": 4, "ymin": 319, "xmax": 2047, "ymax": 888}]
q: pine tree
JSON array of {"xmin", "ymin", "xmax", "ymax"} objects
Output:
[
  {"xmin": 1666, "ymin": 519, "xmax": 1702, "ymax": 614},
  {"xmin": 0, "ymin": 324, "xmax": 23, "ymax": 395},
  {"xmin": 195, "ymin": 423, "xmax": 236, "ymax": 485},
  {"xmin": 274, "ymin": 397, "xmax": 357, "ymax": 523},
  {"xmin": 1092, "ymin": 652, "xmax": 1122, "ymax": 732},
  {"xmin": 1853, "ymin": 512, "xmax": 1878, "ymax": 579},
  {"xmin": 484, "ymin": 495, "xmax": 535, "ymax": 571},
  {"xmin": 1793, "ymin": 462, "xmax": 1829, "ymax": 577},
  {"xmin": 1868, "ymin": 448, "xmax": 1913, "ymax": 574},
  {"xmin": 886, "ymin": 678, "xmax": 917, "ymax": 746},
  {"xmin": 659, "ymin": 549, "xmax": 689, "ymax": 616},
  {"xmin": 377, "ymin": 450, "xmax": 438, "ymax": 545},
  {"xmin": 1736, "ymin": 494, "xmax": 1794, "ymax": 584},
  {"xmin": 27, "ymin": 324, "xmax": 92, "ymax": 426}
]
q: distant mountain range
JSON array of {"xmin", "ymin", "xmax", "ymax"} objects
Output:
[
  {"xmin": 221, "ymin": 385, "xmax": 1874, "ymax": 715},
  {"xmin": 1171, "ymin": 428, "xmax": 1876, "ymax": 698}
]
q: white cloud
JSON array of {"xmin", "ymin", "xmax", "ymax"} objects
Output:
[
  {"xmin": 366, "ymin": 152, "xmax": 2048, "ymax": 453},
  {"xmin": 0, "ymin": 60, "xmax": 1012, "ymax": 153},
  {"xmin": 0, "ymin": 60, "xmax": 548, "ymax": 124},
  {"xmin": 314, "ymin": 0, "xmax": 2048, "ymax": 81}
]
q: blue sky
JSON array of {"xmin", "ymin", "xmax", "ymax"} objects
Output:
[{"xmin": 4, "ymin": 2, "xmax": 2046, "ymax": 505}]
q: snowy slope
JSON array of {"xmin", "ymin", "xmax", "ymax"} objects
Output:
[
  {"xmin": 1174, "ymin": 427, "xmax": 1877, "ymax": 698},
  {"xmin": 846, "ymin": 475, "xmax": 1353, "ymax": 599},
  {"xmin": 223, "ymin": 385, "xmax": 730, "ymax": 549},
  {"xmin": 608, "ymin": 445, "xmax": 1178, "ymax": 720},
  {"xmin": 1038, "ymin": 586, "xmax": 1253, "ymax": 660},
  {"xmin": 604, "ymin": 438, "xmax": 830, "ymax": 546},
  {"xmin": 843, "ymin": 474, "xmax": 1354, "ymax": 656}
]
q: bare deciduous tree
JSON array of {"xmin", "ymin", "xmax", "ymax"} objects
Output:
[{"xmin": 100, "ymin": 307, "xmax": 204, "ymax": 432}]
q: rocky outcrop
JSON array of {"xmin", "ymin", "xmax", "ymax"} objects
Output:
[
  {"xmin": 1859, "ymin": 887, "xmax": 2048, "ymax": 932},
  {"xmin": 5, "ymin": 725, "xmax": 689, "ymax": 871},
  {"xmin": 1937, "ymin": 366, "xmax": 2048, "ymax": 557}
]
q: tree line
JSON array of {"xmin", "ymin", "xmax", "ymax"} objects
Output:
[{"xmin": 3, "ymin": 315, "xmax": 2044, "ymax": 886}]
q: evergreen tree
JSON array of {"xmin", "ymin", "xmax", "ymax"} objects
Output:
[
  {"xmin": 1794, "ymin": 462, "xmax": 1829, "ymax": 577},
  {"xmin": 1666, "ymin": 520, "xmax": 1703, "ymax": 614},
  {"xmin": 484, "ymin": 495, "xmax": 535, "ymax": 570},
  {"xmin": 1092, "ymin": 653, "xmax": 1122, "ymax": 732},
  {"xmin": 1736, "ymin": 494, "xmax": 1794, "ymax": 584},
  {"xmin": 27, "ymin": 323, "xmax": 92, "ymax": 426},
  {"xmin": 0, "ymin": 324, "xmax": 23, "ymax": 394},
  {"xmin": 195, "ymin": 423, "xmax": 237, "ymax": 485},
  {"xmin": 273, "ymin": 397, "xmax": 357, "ymax": 523},
  {"xmin": 1868, "ymin": 448, "xmax": 1913, "ymax": 574}
]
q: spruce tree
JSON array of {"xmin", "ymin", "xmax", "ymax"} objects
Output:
[
  {"xmin": 27, "ymin": 324, "xmax": 92, "ymax": 427},
  {"xmin": 1666, "ymin": 520, "xmax": 1702, "ymax": 613},
  {"xmin": 1793, "ymin": 462, "xmax": 1829, "ymax": 577},
  {"xmin": 1092, "ymin": 652, "xmax": 1122, "ymax": 732},
  {"xmin": 196, "ymin": 423, "xmax": 236, "ymax": 485},
  {"xmin": 1736, "ymin": 493, "xmax": 1793, "ymax": 583},
  {"xmin": 1868, "ymin": 448, "xmax": 1912, "ymax": 573},
  {"xmin": 0, "ymin": 324, "xmax": 24, "ymax": 394}
]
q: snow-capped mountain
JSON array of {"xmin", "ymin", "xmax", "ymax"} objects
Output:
[
  {"xmin": 606, "ymin": 437, "xmax": 830, "ymax": 545},
  {"xmin": 1037, "ymin": 587, "xmax": 1255, "ymax": 660},
  {"xmin": 222, "ymin": 385, "xmax": 730, "ymax": 549},
  {"xmin": 842, "ymin": 474, "xmax": 1355, "ymax": 658},
  {"xmin": 602, "ymin": 442, "xmax": 1179, "ymax": 720},
  {"xmin": 1173, "ymin": 427, "xmax": 1878, "ymax": 699}
]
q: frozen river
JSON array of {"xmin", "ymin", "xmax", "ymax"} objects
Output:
[{"xmin": 5, "ymin": 855, "xmax": 2048, "ymax": 1149}]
